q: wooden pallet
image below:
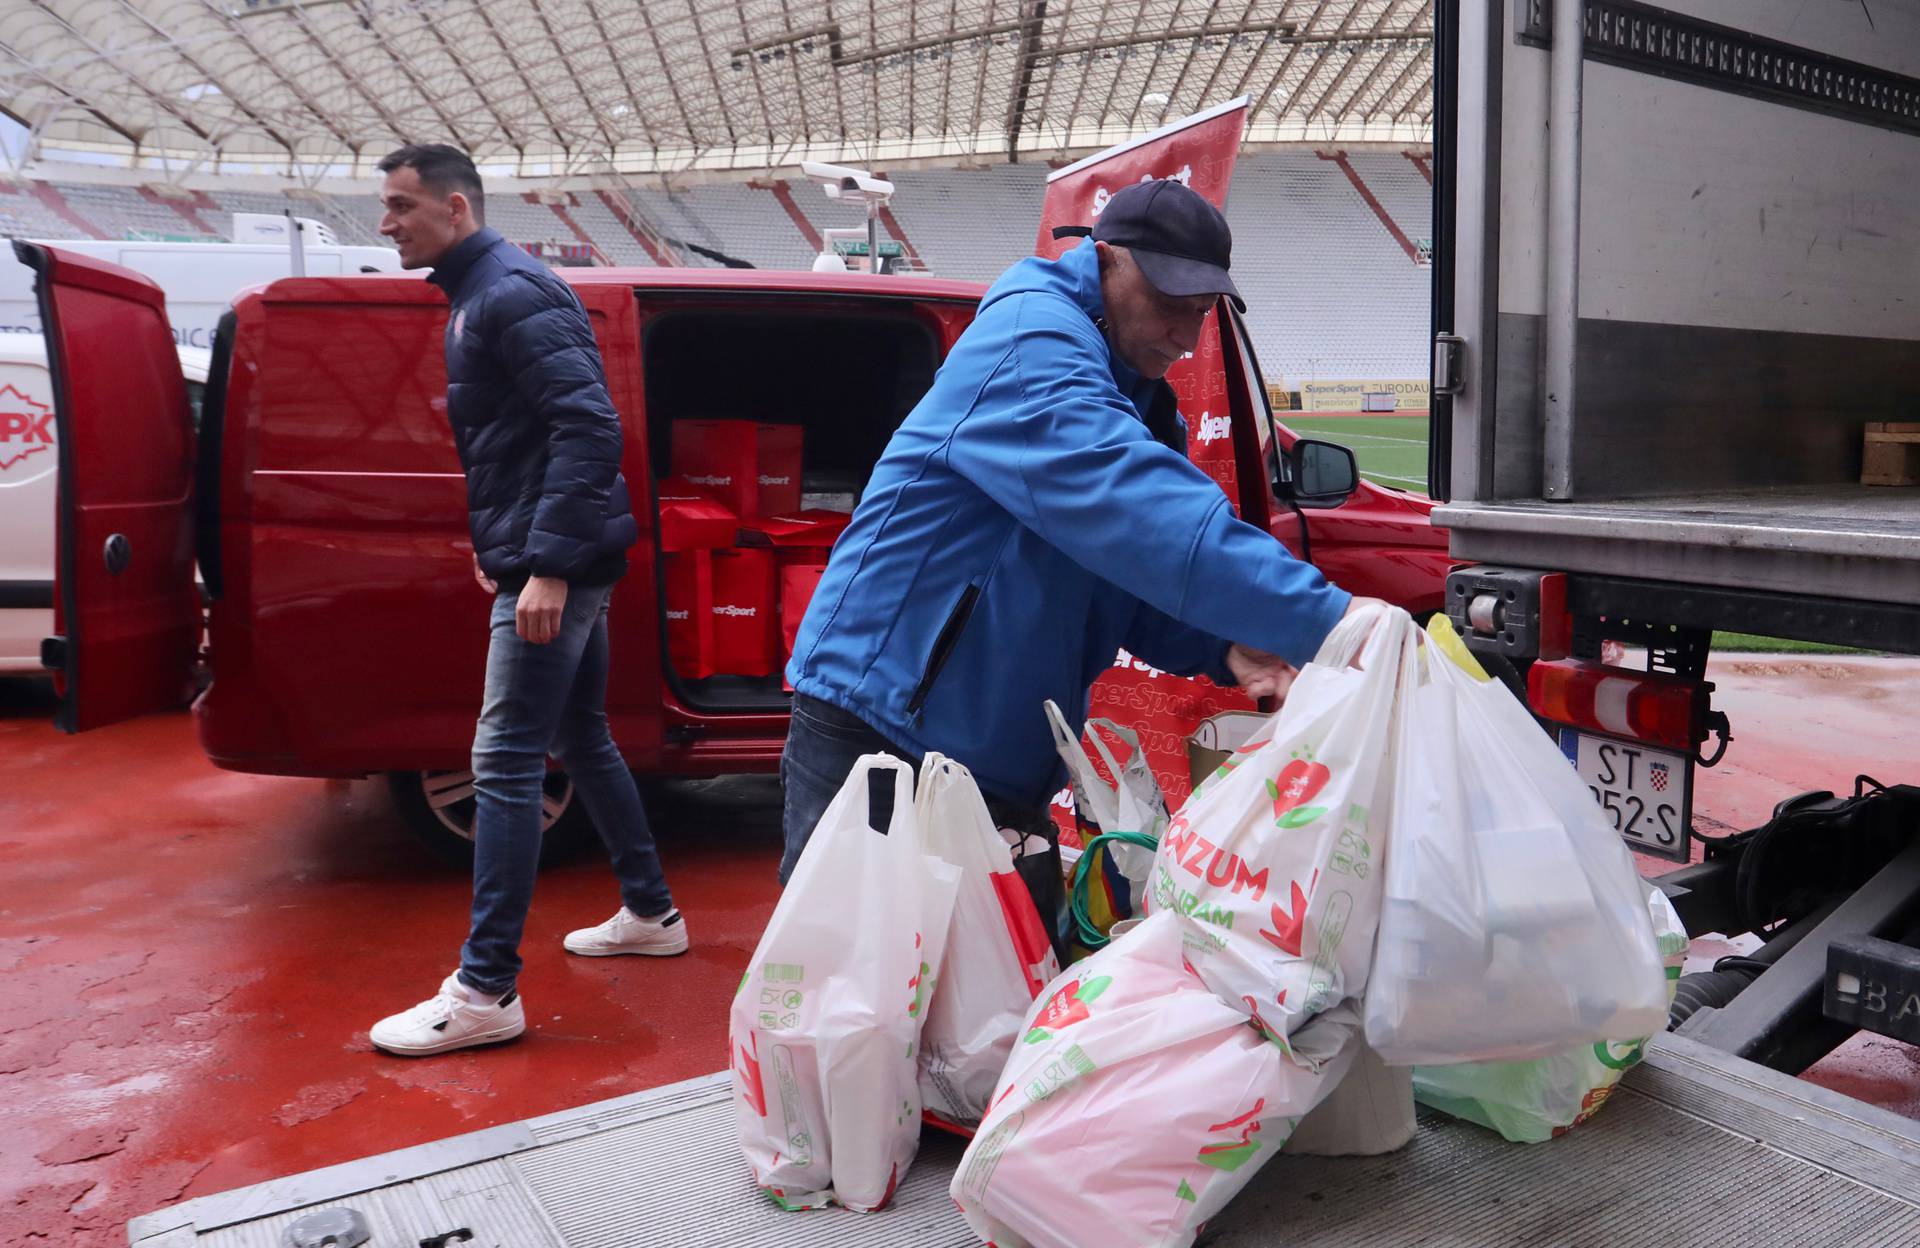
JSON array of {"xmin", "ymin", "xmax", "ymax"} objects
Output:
[{"xmin": 1863, "ymin": 421, "xmax": 1920, "ymax": 486}]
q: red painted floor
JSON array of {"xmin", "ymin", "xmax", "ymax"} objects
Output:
[
  {"xmin": 0, "ymin": 679, "xmax": 785, "ymax": 1246},
  {"xmin": 2, "ymin": 656, "xmax": 1917, "ymax": 1245}
]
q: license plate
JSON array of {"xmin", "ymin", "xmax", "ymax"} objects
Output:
[{"xmin": 1560, "ymin": 728, "xmax": 1692, "ymax": 862}]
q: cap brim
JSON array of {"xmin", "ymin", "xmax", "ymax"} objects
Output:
[{"xmin": 1130, "ymin": 247, "xmax": 1246, "ymax": 313}]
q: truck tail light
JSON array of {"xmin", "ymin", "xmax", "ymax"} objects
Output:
[{"xmin": 1527, "ymin": 660, "xmax": 1711, "ymax": 754}]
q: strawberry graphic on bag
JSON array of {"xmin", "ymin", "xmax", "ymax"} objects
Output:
[
  {"xmin": 1023, "ymin": 975, "xmax": 1112, "ymax": 1043},
  {"xmin": 1265, "ymin": 758, "xmax": 1331, "ymax": 828}
]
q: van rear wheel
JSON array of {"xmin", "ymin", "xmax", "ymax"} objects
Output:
[{"xmin": 387, "ymin": 769, "xmax": 595, "ymax": 867}]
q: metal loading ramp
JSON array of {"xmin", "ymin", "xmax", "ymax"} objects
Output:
[{"xmin": 130, "ymin": 1032, "xmax": 1920, "ymax": 1248}]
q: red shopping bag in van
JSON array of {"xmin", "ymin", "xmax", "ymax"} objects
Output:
[
  {"xmin": 779, "ymin": 560, "xmax": 828, "ymax": 669},
  {"xmin": 663, "ymin": 551, "xmax": 715, "ymax": 679},
  {"xmin": 658, "ymin": 476, "xmax": 738, "ymax": 552},
  {"xmin": 710, "ymin": 547, "xmax": 778, "ymax": 676},
  {"xmin": 673, "ymin": 420, "xmax": 759, "ymax": 517},
  {"xmin": 756, "ymin": 423, "xmax": 805, "ymax": 516},
  {"xmin": 739, "ymin": 511, "xmax": 851, "ymax": 549}
]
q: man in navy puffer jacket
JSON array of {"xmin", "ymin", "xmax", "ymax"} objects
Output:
[{"xmin": 368, "ymin": 145, "xmax": 684, "ymax": 1058}]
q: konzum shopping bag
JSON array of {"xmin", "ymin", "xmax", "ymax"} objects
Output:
[
  {"xmin": 1363, "ymin": 617, "xmax": 1669, "ymax": 1064},
  {"xmin": 730, "ymin": 754, "xmax": 960, "ymax": 1212},
  {"xmin": 1412, "ymin": 883, "xmax": 1689, "ymax": 1142},
  {"xmin": 916, "ymin": 754, "xmax": 1060, "ymax": 1129},
  {"xmin": 1149, "ymin": 604, "xmax": 1419, "ymax": 1048},
  {"xmin": 950, "ymin": 912, "xmax": 1360, "ymax": 1248}
]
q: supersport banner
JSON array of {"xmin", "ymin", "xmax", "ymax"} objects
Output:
[
  {"xmin": 1033, "ymin": 99, "xmax": 1258, "ymax": 836},
  {"xmin": 1034, "ymin": 96, "xmax": 1249, "ymax": 513},
  {"xmin": 1033, "ymin": 97, "xmax": 1249, "ymax": 263}
]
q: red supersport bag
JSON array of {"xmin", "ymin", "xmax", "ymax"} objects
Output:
[
  {"xmin": 657, "ymin": 476, "xmax": 738, "ymax": 552},
  {"xmin": 779, "ymin": 560, "xmax": 828, "ymax": 674},
  {"xmin": 662, "ymin": 551, "xmax": 715, "ymax": 680},
  {"xmin": 708, "ymin": 548, "xmax": 778, "ymax": 677},
  {"xmin": 754, "ymin": 423, "xmax": 805, "ymax": 516}
]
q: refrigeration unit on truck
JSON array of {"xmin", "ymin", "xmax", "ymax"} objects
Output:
[{"xmin": 1432, "ymin": 0, "xmax": 1920, "ymax": 1084}]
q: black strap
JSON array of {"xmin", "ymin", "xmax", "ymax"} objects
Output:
[{"xmin": 1051, "ymin": 224, "xmax": 1093, "ymax": 240}]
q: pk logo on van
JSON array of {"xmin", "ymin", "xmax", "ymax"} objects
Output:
[{"xmin": 0, "ymin": 384, "xmax": 54, "ymax": 473}]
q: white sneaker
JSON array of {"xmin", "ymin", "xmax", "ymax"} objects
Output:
[
  {"xmin": 563, "ymin": 907, "xmax": 690, "ymax": 957},
  {"xmin": 369, "ymin": 973, "xmax": 526, "ymax": 1057}
]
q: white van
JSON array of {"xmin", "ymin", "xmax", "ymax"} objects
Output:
[
  {"xmin": 0, "ymin": 219, "xmax": 399, "ymax": 348},
  {"xmin": 0, "ymin": 332, "xmax": 210, "ymax": 673}
]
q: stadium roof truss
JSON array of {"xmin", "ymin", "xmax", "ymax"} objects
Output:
[{"xmin": 0, "ymin": 0, "xmax": 1434, "ymax": 178}]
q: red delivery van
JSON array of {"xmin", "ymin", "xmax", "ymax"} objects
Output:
[{"xmin": 21, "ymin": 111, "xmax": 1448, "ymax": 859}]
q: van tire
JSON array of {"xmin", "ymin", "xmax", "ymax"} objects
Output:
[{"xmin": 386, "ymin": 769, "xmax": 596, "ymax": 868}]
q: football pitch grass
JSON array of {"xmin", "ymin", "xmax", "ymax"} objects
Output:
[{"xmin": 1283, "ymin": 414, "xmax": 1430, "ymax": 494}]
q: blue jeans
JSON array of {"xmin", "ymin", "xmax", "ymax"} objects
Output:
[
  {"xmin": 778, "ymin": 695, "xmax": 919, "ymax": 884},
  {"xmin": 460, "ymin": 581, "xmax": 673, "ymax": 996},
  {"xmin": 778, "ymin": 695, "xmax": 1069, "ymax": 964}
]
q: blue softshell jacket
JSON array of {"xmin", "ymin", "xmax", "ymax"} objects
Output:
[
  {"xmin": 429, "ymin": 227, "xmax": 637, "ymax": 588},
  {"xmin": 787, "ymin": 240, "xmax": 1351, "ymax": 807}
]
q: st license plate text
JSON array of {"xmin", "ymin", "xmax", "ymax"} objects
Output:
[{"xmin": 1565, "ymin": 730, "xmax": 1690, "ymax": 861}]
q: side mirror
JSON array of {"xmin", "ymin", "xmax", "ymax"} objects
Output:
[{"xmin": 1284, "ymin": 439, "xmax": 1359, "ymax": 508}]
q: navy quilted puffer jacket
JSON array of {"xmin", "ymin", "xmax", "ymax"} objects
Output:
[{"xmin": 428, "ymin": 227, "xmax": 637, "ymax": 588}]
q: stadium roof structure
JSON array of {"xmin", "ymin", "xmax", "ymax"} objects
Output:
[{"xmin": 0, "ymin": 0, "xmax": 1435, "ymax": 179}]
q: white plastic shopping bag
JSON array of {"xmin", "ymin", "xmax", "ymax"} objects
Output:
[
  {"xmin": 1148, "ymin": 604, "xmax": 1419, "ymax": 1047},
  {"xmin": 729, "ymin": 754, "xmax": 960, "ymax": 1212},
  {"xmin": 1363, "ymin": 618, "xmax": 1670, "ymax": 1064},
  {"xmin": 916, "ymin": 753, "xmax": 1061, "ymax": 1129},
  {"xmin": 1412, "ymin": 883, "xmax": 1689, "ymax": 1141},
  {"xmin": 951, "ymin": 912, "xmax": 1360, "ymax": 1248}
]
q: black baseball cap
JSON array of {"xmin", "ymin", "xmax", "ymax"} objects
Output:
[{"xmin": 1092, "ymin": 179, "xmax": 1245, "ymax": 312}]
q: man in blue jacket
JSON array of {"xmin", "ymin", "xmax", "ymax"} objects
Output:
[
  {"xmin": 369, "ymin": 145, "xmax": 684, "ymax": 1058},
  {"xmin": 783, "ymin": 179, "xmax": 1378, "ymax": 903}
]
